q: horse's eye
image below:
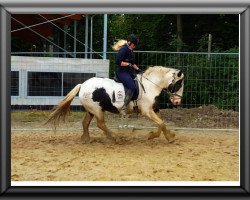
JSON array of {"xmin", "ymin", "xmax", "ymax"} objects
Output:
[{"xmin": 177, "ymin": 70, "xmax": 182, "ymax": 77}]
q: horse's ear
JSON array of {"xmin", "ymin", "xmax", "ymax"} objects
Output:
[{"xmin": 177, "ymin": 70, "xmax": 182, "ymax": 77}]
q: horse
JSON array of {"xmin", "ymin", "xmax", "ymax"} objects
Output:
[{"xmin": 46, "ymin": 66, "xmax": 184, "ymax": 143}]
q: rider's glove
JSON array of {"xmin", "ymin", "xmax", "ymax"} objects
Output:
[
  {"xmin": 127, "ymin": 63, "xmax": 133, "ymax": 68},
  {"xmin": 136, "ymin": 68, "xmax": 143, "ymax": 74}
]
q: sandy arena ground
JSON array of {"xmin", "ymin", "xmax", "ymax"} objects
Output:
[{"xmin": 11, "ymin": 107, "xmax": 239, "ymax": 182}]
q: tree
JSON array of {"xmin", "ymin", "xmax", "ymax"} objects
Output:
[
  {"xmin": 12, "ymin": 14, "xmax": 239, "ymax": 53},
  {"xmin": 176, "ymin": 14, "xmax": 183, "ymax": 52}
]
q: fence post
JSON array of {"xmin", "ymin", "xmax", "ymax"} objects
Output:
[
  {"xmin": 208, "ymin": 34, "xmax": 212, "ymax": 60},
  {"xmin": 103, "ymin": 14, "xmax": 108, "ymax": 60},
  {"xmin": 85, "ymin": 15, "xmax": 89, "ymax": 59}
]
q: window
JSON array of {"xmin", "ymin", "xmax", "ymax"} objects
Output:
[
  {"xmin": 27, "ymin": 72, "xmax": 95, "ymax": 96},
  {"xmin": 11, "ymin": 71, "xmax": 19, "ymax": 96},
  {"xmin": 63, "ymin": 73, "xmax": 95, "ymax": 95},
  {"xmin": 28, "ymin": 72, "xmax": 62, "ymax": 96}
]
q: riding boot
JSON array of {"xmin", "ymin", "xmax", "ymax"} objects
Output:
[{"xmin": 120, "ymin": 89, "xmax": 133, "ymax": 116}]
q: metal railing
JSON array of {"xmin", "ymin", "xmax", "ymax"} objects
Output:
[{"xmin": 11, "ymin": 51, "xmax": 239, "ymax": 111}]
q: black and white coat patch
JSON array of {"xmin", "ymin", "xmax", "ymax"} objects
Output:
[
  {"xmin": 79, "ymin": 77, "xmax": 127, "ymax": 114},
  {"xmin": 92, "ymin": 87, "xmax": 119, "ymax": 113}
]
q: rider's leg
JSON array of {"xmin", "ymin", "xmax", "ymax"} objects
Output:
[
  {"xmin": 121, "ymin": 89, "xmax": 134, "ymax": 114},
  {"xmin": 116, "ymin": 71, "xmax": 136, "ymax": 115}
]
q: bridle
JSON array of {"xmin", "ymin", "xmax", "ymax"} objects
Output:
[{"xmin": 165, "ymin": 74, "xmax": 183, "ymax": 98}]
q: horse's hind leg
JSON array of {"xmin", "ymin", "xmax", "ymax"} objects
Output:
[
  {"xmin": 95, "ymin": 112, "xmax": 115, "ymax": 141},
  {"xmin": 81, "ymin": 111, "xmax": 94, "ymax": 143}
]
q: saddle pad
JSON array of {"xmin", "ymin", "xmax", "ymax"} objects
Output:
[
  {"xmin": 111, "ymin": 79, "xmax": 141, "ymax": 103},
  {"xmin": 111, "ymin": 81, "xmax": 125, "ymax": 102}
]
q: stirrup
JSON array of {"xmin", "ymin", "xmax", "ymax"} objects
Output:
[{"xmin": 120, "ymin": 107, "xmax": 128, "ymax": 116}]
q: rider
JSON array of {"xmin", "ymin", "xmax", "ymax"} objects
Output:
[{"xmin": 115, "ymin": 34, "xmax": 141, "ymax": 115}]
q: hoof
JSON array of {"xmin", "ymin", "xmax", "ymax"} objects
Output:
[
  {"xmin": 166, "ymin": 132, "xmax": 175, "ymax": 143},
  {"xmin": 107, "ymin": 136, "xmax": 116, "ymax": 143},
  {"xmin": 148, "ymin": 131, "xmax": 161, "ymax": 140},
  {"xmin": 81, "ymin": 135, "xmax": 91, "ymax": 144}
]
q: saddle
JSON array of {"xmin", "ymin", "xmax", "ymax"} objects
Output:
[
  {"xmin": 113, "ymin": 73, "xmax": 140, "ymax": 101},
  {"xmin": 113, "ymin": 72, "xmax": 144, "ymax": 114}
]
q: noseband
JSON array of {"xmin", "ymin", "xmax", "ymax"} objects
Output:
[
  {"xmin": 162, "ymin": 88, "xmax": 183, "ymax": 99},
  {"xmin": 163, "ymin": 88, "xmax": 183, "ymax": 98},
  {"xmin": 163, "ymin": 74, "xmax": 183, "ymax": 98}
]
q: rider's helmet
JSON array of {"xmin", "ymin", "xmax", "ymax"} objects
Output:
[{"xmin": 127, "ymin": 34, "xmax": 139, "ymax": 46}]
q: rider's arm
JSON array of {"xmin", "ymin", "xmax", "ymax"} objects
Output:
[
  {"xmin": 120, "ymin": 62, "xmax": 139, "ymax": 70},
  {"xmin": 115, "ymin": 47, "xmax": 139, "ymax": 70},
  {"xmin": 115, "ymin": 48, "xmax": 126, "ymax": 67}
]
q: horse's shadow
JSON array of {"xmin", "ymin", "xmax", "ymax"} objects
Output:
[
  {"xmin": 44, "ymin": 129, "xmax": 182, "ymax": 147},
  {"xmin": 79, "ymin": 131, "xmax": 180, "ymax": 146}
]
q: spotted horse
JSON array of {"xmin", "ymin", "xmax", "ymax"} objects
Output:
[{"xmin": 46, "ymin": 66, "xmax": 184, "ymax": 143}]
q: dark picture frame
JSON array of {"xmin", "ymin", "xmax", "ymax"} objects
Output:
[{"xmin": 1, "ymin": 0, "xmax": 249, "ymax": 199}]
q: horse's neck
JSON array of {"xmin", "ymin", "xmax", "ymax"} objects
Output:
[{"xmin": 141, "ymin": 73, "xmax": 165, "ymax": 96}]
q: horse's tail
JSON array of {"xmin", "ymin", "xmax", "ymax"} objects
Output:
[
  {"xmin": 112, "ymin": 39, "xmax": 126, "ymax": 51},
  {"xmin": 45, "ymin": 84, "xmax": 82, "ymax": 128}
]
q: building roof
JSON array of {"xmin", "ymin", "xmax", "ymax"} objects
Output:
[{"xmin": 11, "ymin": 14, "xmax": 82, "ymax": 43}]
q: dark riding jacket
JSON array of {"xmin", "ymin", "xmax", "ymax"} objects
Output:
[
  {"xmin": 115, "ymin": 44, "xmax": 137, "ymax": 95},
  {"xmin": 115, "ymin": 44, "xmax": 135, "ymax": 78}
]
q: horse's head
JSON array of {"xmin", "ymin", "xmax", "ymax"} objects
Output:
[
  {"xmin": 143, "ymin": 66, "xmax": 184, "ymax": 106},
  {"xmin": 166, "ymin": 69, "xmax": 184, "ymax": 106}
]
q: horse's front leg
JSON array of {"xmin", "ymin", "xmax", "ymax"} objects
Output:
[
  {"xmin": 148, "ymin": 125, "xmax": 162, "ymax": 140},
  {"xmin": 146, "ymin": 110, "xmax": 175, "ymax": 142},
  {"xmin": 148, "ymin": 111, "xmax": 162, "ymax": 140}
]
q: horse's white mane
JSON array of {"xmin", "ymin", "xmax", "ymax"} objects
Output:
[
  {"xmin": 143, "ymin": 66, "xmax": 171, "ymax": 78},
  {"xmin": 112, "ymin": 39, "xmax": 127, "ymax": 51}
]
